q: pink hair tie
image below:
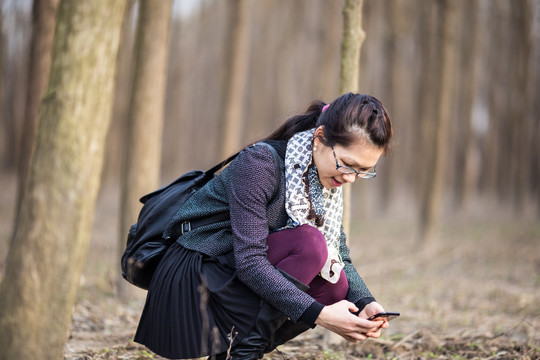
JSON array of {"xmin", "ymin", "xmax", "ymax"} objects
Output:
[{"xmin": 322, "ymin": 104, "xmax": 330, "ymax": 112}]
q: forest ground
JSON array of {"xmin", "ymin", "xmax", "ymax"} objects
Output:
[{"xmin": 0, "ymin": 175, "xmax": 538, "ymax": 359}]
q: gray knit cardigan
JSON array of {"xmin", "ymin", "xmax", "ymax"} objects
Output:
[{"xmin": 174, "ymin": 142, "xmax": 375, "ymax": 325}]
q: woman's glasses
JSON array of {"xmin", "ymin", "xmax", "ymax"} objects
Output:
[{"xmin": 331, "ymin": 146, "xmax": 376, "ymax": 179}]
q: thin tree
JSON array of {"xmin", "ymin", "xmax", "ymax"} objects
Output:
[
  {"xmin": 220, "ymin": 0, "xmax": 250, "ymax": 158},
  {"xmin": 418, "ymin": 0, "xmax": 457, "ymax": 243},
  {"xmin": 454, "ymin": 0, "xmax": 481, "ymax": 209},
  {"xmin": 414, "ymin": 1, "xmax": 440, "ymax": 212},
  {"xmin": 15, "ymin": 0, "xmax": 59, "ymax": 224},
  {"xmin": 527, "ymin": 0, "xmax": 540, "ymax": 214},
  {"xmin": 0, "ymin": 13, "xmax": 4, "ymax": 164},
  {"xmin": 339, "ymin": 0, "xmax": 366, "ymax": 236},
  {"xmin": 118, "ymin": 0, "xmax": 173, "ymax": 301},
  {"xmin": 0, "ymin": 0, "xmax": 128, "ymax": 359},
  {"xmin": 105, "ymin": 0, "xmax": 137, "ymax": 189},
  {"xmin": 511, "ymin": 0, "xmax": 534, "ymax": 212}
]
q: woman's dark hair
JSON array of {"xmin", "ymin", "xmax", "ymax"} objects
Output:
[
  {"xmin": 264, "ymin": 93, "xmax": 393, "ymax": 153},
  {"xmin": 263, "ymin": 100, "xmax": 326, "ymax": 142}
]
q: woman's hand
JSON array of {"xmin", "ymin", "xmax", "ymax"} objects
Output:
[
  {"xmin": 357, "ymin": 301, "xmax": 390, "ymax": 338},
  {"xmin": 314, "ymin": 300, "xmax": 384, "ymax": 342}
]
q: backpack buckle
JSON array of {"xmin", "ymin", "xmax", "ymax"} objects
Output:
[{"xmin": 180, "ymin": 221, "xmax": 191, "ymax": 234}]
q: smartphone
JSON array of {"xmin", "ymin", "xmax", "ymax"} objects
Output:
[{"xmin": 368, "ymin": 312, "xmax": 400, "ymax": 322}]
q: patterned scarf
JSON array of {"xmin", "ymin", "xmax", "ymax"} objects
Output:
[{"xmin": 280, "ymin": 129, "xmax": 344, "ymax": 283}]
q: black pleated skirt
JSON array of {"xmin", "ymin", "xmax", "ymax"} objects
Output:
[{"xmin": 134, "ymin": 243, "xmax": 262, "ymax": 359}]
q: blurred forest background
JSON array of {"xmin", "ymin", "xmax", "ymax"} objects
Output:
[
  {"xmin": 0, "ymin": 0, "xmax": 539, "ymax": 359},
  {"xmin": 2, "ymin": 0, "xmax": 539, "ymax": 218}
]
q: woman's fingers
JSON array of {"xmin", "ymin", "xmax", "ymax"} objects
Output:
[
  {"xmin": 357, "ymin": 317, "xmax": 384, "ymax": 333},
  {"xmin": 315, "ymin": 301, "xmax": 386, "ymax": 342}
]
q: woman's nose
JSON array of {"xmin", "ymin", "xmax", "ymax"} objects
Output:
[{"xmin": 342, "ymin": 173, "xmax": 357, "ymax": 184}]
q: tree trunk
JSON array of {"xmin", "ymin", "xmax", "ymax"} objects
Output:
[
  {"xmin": 118, "ymin": 0, "xmax": 173, "ymax": 301},
  {"xmin": 15, "ymin": 0, "xmax": 59, "ymax": 225},
  {"xmin": 0, "ymin": 12, "xmax": 4, "ymax": 169},
  {"xmin": 339, "ymin": 0, "xmax": 365, "ymax": 237},
  {"xmin": 454, "ymin": 0, "xmax": 479, "ymax": 209},
  {"xmin": 418, "ymin": 0, "xmax": 457, "ymax": 243},
  {"xmin": 220, "ymin": 0, "xmax": 250, "ymax": 158},
  {"xmin": 527, "ymin": 0, "xmax": 540, "ymax": 214},
  {"xmin": 377, "ymin": 0, "xmax": 402, "ymax": 213},
  {"xmin": 2, "ymin": 17, "xmax": 30, "ymax": 172},
  {"xmin": 0, "ymin": 0, "xmax": 127, "ymax": 359},
  {"xmin": 510, "ymin": 0, "xmax": 532, "ymax": 212},
  {"xmin": 465, "ymin": 0, "xmax": 491, "ymax": 209},
  {"xmin": 104, "ymin": 0, "xmax": 137, "ymax": 183},
  {"xmin": 414, "ymin": 0, "xmax": 439, "ymax": 207}
]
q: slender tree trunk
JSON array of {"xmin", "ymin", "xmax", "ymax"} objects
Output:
[
  {"xmin": 454, "ymin": 0, "xmax": 479, "ymax": 209},
  {"xmin": 511, "ymin": 1, "xmax": 532, "ymax": 212},
  {"xmin": 378, "ymin": 0, "xmax": 401, "ymax": 212},
  {"xmin": 118, "ymin": 0, "xmax": 173, "ymax": 301},
  {"xmin": 220, "ymin": 0, "xmax": 250, "ymax": 158},
  {"xmin": 464, "ymin": 0, "xmax": 498, "ymax": 205},
  {"xmin": 493, "ymin": 1, "xmax": 513, "ymax": 204},
  {"xmin": 106, "ymin": 0, "xmax": 137, "ymax": 182},
  {"xmin": 340, "ymin": 0, "xmax": 365, "ymax": 237},
  {"xmin": 418, "ymin": 0, "xmax": 457, "ymax": 243},
  {"xmin": 15, "ymin": 0, "xmax": 59, "ymax": 224},
  {"xmin": 415, "ymin": 0, "xmax": 439, "ymax": 206},
  {"xmin": 2, "ymin": 21, "xmax": 30, "ymax": 172},
  {"xmin": 317, "ymin": 1, "xmax": 342, "ymax": 100},
  {"xmin": 527, "ymin": 0, "xmax": 540, "ymax": 214},
  {"xmin": 0, "ymin": 1, "xmax": 127, "ymax": 359},
  {"xmin": 0, "ymin": 12, "xmax": 4, "ymax": 167}
]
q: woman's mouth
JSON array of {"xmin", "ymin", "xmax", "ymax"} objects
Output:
[{"xmin": 331, "ymin": 177, "xmax": 342, "ymax": 187}]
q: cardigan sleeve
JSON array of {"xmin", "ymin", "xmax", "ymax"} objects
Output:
[
  {"xmin": 339, "ymin": 228, "xmax": 376, "ymax": 310},
  {"xmin": 227, "ymin": 145, "xmax": 321, "ymax": 323}
]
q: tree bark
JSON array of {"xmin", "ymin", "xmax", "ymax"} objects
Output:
[
  {"xmin": 118, "ymin": 0, "xmax": 173, "ymax": 301},
  {"xmin": 339, "ymin": 0, "xmax": 365, "ymax": 237},
  {"xmin": 418, "ymin": 0, "xmax": 457, "ymax": 243},
  {"xmin": 0, "ymin": 0, "xmax": 127, "ymax": 359},
  {"xmin": 220, "ymin": 0, "xmax": 250, "ymax": 158},
  {"xmin": 15, "ymin": 0, "xmax": 59, "ymax": 224},
  {"xmin": 414, "ymin": 0, "xmax": 439, "ymax": 206},
  {"xmin": 454, "ymin": 0, "xmax": 479, "ymax": 209},
  {"xmin": 104, "ymin": 0, "xmax": 137, "ymax": 186},
  {"xmin": 0, "ymin": 12, "xmax": 4, "ymax": 169},
  {"xmin": 377, "ymin": 0, "xmax": 402, "ymax": 212},
  {"xmin": 510, "ymin": 0, "xmax": 532, "ymax": 212},
  {"xmin": 527, "ymin": 0, "xmax": 540, "ymax": 214}
]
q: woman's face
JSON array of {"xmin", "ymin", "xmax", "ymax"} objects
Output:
[{"xmin": 312, "ymin": 126, "xmax": 383, "ymax": 189}]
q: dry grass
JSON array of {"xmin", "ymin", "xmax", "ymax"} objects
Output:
[
  {"xmin": 0, "ymin": 176, "xmax": 538, "ymax": 359},
  {"xmin": 65, "ymin": 190, "xmax": 539, "ymax": 360}
]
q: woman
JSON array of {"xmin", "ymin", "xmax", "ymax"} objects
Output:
[{"xmin": 134, "ymin": 92, "xmax": 394, "ymax": 359}]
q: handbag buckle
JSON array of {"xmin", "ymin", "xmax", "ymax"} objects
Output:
[{"xmin": 180, "ymin": 221, "xmax": 191, "ymax": 234}]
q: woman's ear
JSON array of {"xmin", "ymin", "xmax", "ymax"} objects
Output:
[{"xmin": 314, "ymin": 125, "xmax": 326, "ymax": 141}]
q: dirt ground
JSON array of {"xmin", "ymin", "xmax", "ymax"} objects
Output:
[{"xmin": 1, "ymin": 175, "xmax": 538, "ymax": 359}]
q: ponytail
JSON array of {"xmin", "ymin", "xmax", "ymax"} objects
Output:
[{"xmin": 262, "ymin": 100, "xmax": 326, "ymax": 141}]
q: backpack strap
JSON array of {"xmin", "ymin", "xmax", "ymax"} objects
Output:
[
  {"xmin": 205, "ymin": 140, "xmax": 284, "ymax": 175},
  {"xmin": 205, "ymin": 151, "xmax": 241, "ymax": 176}
]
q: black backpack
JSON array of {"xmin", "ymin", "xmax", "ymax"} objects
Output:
[{"xmin": 121, "ymin": 142, "xmax": 281, "ymax": 290}]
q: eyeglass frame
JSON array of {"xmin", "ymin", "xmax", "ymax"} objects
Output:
[{"xmin": 331, "ymin": 145, "xmax": 377, "ymax": 179}]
